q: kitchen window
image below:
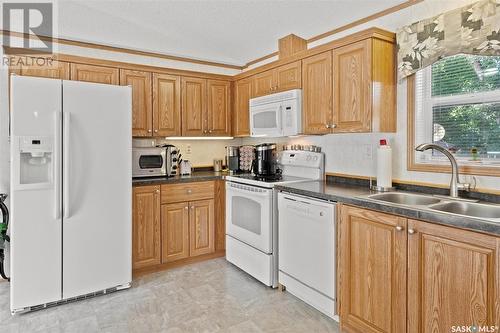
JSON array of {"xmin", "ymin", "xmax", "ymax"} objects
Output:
[{"xmin": 408, "ymin": 54, "xmax": 500, "ymax": 176}]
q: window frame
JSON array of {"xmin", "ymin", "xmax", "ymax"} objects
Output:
[{"xmin": 407, "ymin": 74, "xmax": 500, "ymax": 177}]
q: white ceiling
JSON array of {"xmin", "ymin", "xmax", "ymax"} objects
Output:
[{"xmin": 55, "ymin": 0, "xmax": 405, "ymax": 66}]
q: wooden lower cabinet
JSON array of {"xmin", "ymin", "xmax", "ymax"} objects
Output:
[
  {"xmin": 161, "ymin": 202, "xmax": 189, "ymax": 263},
  {"xmin": 339, "ymin": 205, "xmax": 500, "ymax": 332},
  {"xmin": 214, "ymin": 180, "xmax": 226, "ymax": 251},
  {"xmin": 339, "ymin": 205, "xmax": 407, "ymax": 333},
  {"xmin": 132, "ymin": 185, "xmax": 161, "ymax": 269},
  {"xmin": 133, "ymin": 181, "xmax": 221, "ymax": 273},
  {"xmin": 407, "ymin": 219, "xmax": 500, "ymax": 332},
  {"xmin": 189, "ymin": 199, "xmax": 215, "ymax": 257},
  {"xmin": 161, "ymin": 199, "xmax": 214, "ymax": 262}
]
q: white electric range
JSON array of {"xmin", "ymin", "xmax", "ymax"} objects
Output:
[{"xmin": 225, "ymin": 150, "xmax": 324, "ymax": 287}]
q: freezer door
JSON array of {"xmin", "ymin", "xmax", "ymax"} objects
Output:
[
  {"xmin": 62, "ymin": 80, "xmax": 132, "ymax": 299},
  {"xmin": 10, "ymin": 76, "xmax": 63, "ymax": 311}
]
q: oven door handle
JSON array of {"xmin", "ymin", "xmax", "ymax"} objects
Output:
[{"xmin": 227, "ymin": 184, "xmax": 272, "ymax": 197}]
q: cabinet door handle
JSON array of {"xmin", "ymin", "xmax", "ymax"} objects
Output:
[
  {"xmin": 408, "ymin": 229, "xmax": 416, "ymax": 234},
  {"xmin": 184, "ymin": 206, "xmax": 188, "ymax": 210},
  {"xmin": 209, "ymin": 129, "xmax": 213, "ymax": 133},
  {"xmin": 187, "ymin": 189, "xmax": 192, "ymax": 194},
  {"xmin": 155, "ymin": 189, "xmax": 160, "ymax": 194},
  {"xmin": 396, "ymin": 226, "xmax": 404, "ymax": 231},
  {"xmin": 331, "ymin": 124, "xmax": 337, "ymax": 129},
  {"xmin": 154, "ymin": 129, "xmax": 158, "ymax": 133},
  {"xmin": 190, "ymin": 206, "xmax": 194, "ymax": 210},
  {"xmin": 325, "ymin": 124, "xmax": 331, "ymax": 129},
  {"xmin": 147, "ymin": 129, "xmax": 152, "ymax": 133}
]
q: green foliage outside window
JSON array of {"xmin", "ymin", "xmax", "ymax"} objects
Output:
[{"xmin": 429, "ymin": 54, "xmax": 500, "ymax": 159}]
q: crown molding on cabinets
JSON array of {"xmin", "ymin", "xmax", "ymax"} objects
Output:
[
  {"xmin": 244, "ymin": 51, "xmax": 280, "ymax": 68},
  {"xmin": 242, "ymin": 0, "xmax": 423, "ymax": 69},
  {"xmin": 234, "ymin": 27, "xmax": 395, "ymax": 81},
  {"xmin": 0, "ymin": 30, "xmax": 245, "ymax": 71},
  {"xmin": 5, "ymin": 49, "xmax": 234, "ymax": 81}
]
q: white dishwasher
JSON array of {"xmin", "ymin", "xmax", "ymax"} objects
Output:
[{"xmin": 278, "ymin": 192, "xmax": 337, "ymax": 319}]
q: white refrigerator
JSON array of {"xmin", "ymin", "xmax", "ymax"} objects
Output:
[{"xmin": 10, "ymin": 75, "xmax": 132, "ymax": 314}]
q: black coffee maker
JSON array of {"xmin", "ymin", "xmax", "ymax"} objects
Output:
[{"xmin": 252, "ymin": 143, "xmax": 278, "ymax": 176}]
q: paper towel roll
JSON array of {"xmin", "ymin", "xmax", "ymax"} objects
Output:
[{"xmin": 377, "ymin": 145, "xmax": 392, "ymax": 188}]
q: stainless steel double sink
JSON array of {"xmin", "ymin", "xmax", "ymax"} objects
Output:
[{"xmin": 366, "ymin": 192, "xmax": 500, "ymax": 222}]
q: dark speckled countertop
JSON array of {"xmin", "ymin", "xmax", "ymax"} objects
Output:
[
  {"xmin": 275, "ymin": 181, "xmax": 500, "ymax": 236},
  {"xmin": 132, "ymin": 171, "xmax": 225, "ymax": 186}
]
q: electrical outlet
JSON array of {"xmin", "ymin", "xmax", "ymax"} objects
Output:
[
  {"xmin": 186, "ymin": 144, "xmax": 192, "ymax": 154},
  {"xmin": 362, "ymin": 144, "xmax": 373, "ymax": 160}
]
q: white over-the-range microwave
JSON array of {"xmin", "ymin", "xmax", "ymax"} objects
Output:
[{"xmin": 249, "ymin": 89, "xmax": 301, "ymax": 137}]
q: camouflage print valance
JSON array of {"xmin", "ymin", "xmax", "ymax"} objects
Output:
[{"xmin": 397, "ymin": 0, "xmax": 500, "ymax": 80}]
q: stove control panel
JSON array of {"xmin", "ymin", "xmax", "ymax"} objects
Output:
[{"xmin": 279, "ymin": 150, "xmax": 323, "ymax": 168}]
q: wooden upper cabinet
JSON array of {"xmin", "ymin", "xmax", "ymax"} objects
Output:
[
  {"xmin": 153, "ymin": 73, "xmax": 181, "ymax": 137},
  {"xmin": 181, "ymin": 77, "xmax": 207, "ymax": 136},
  {"xmin": 333, "ymin": 39, "xmax": 371, "ymax": 133},
  {"xmin": 189, "ymin": 199, "xmax": 215, "ymax": 257},
  {"xmin": 339, "ymin": 205, "xmax": 407, "ymax": 333},
  {"xmin": 120, "ymin": 69, "xmax": 152, "ymax": 137},
  {"xmin": 332, "ymin": 38, "xmax": 396, "ymax": 133},
  {"xmin": 70, "ymin": 63, "xmax": 119, "ymax": 84},
  {"xmin": 132, "ymin": 185, "xmax": 161, "ymax": 269},
  {"xmin": 253, "ymin": 70, "xmax": 275, "ymax": 97},
  {"xmin": 407, "ymin": 219, "xmax": 500, "ymax": 332},
  {"xmin": 161, "ymin": 202, "xmax": 189, "ymax": 263},
  {"xmin": 371, "ymin": 38, "xmax": 396, "ymax": 132},
  {"xmin": 207, "ymin": 80, "xmax": 231, "ymax": 136},
  {"xmin": 16, "ymin": 60, "xmax": 70, "ymax": 79},
  {"xmin": 252, "ymin": 61, "xmax": 302, "ymax": 97},
  {"xmin": 301, "ymin": 51, "xmax": 333, "ymax": 134},
  {"xmin": 275, "ymin": 61, "xmax": 301, "ymax": 92},
  {"xmin": 233, "ymin": 78, "xmax": 252, "ymax": 137}
]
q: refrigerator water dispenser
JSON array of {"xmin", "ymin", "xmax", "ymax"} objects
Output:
[{"xmin": 18, "ymin": 137, "xmax": 53, "ymax": 185}]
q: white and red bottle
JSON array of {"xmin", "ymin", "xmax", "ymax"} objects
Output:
[{"xmin": 377, "ymin": 139, "xmax": 393, "ymax": 189}]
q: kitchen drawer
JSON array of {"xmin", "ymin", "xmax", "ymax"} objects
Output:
[{"xmin": 161, "ymin": 181, "xmax": 215, "ymax": 203}]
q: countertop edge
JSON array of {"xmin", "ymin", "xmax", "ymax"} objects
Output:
[
  {"xmin": 132, "ymin": 173, "xmax": 225, "ymax": 186},
  {"xmin": 275, "ymin": 184, "xmax": 500, "ymax": 237}
]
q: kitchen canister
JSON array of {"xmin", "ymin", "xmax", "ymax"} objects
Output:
[{"xmin": 213, "ymin": 159, "xmax": 223, "ymax": 172}]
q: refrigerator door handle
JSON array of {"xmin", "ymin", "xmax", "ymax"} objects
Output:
[
  {"xmin": 54, "ymin": 110, "xmax": 62, "ymax": 219},
  {"xmin": 63, "ymin": 111, "xmax": 70, "ymax": 219}
]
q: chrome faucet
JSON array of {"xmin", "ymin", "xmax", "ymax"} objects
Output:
[{"xmin": 415, "ymin": 143, "xmax": 470, "ymax": 198}]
